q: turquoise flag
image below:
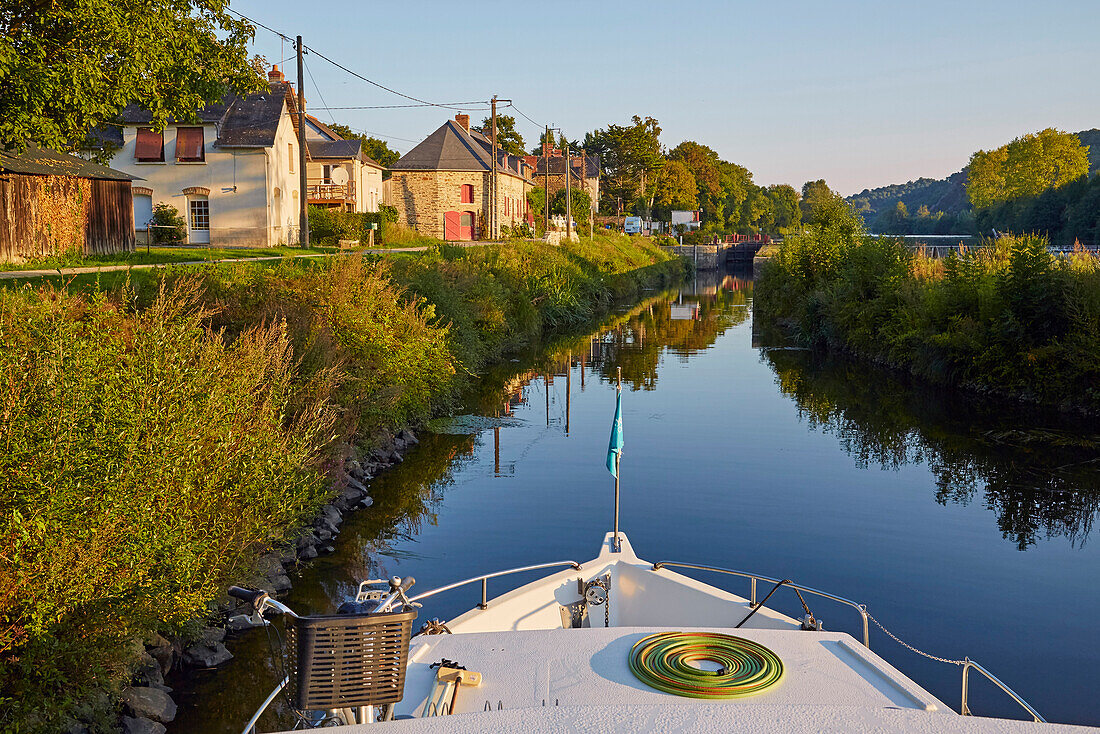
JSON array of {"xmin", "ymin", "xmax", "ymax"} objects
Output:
[{"xmin": 606, "ymin": 385, "xmax": 624, "ymax": 477}]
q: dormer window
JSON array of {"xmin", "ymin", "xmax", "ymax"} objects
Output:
[
  {"xmin": 135, "ymin": 128, "xmax": 164, "ymax": 162},
  {"xmin": 175, "ymin": 127, "xmax": 205, "ymax": 162}
]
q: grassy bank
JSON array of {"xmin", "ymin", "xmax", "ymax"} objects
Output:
[
  {"xmin": 0, "ymin": 235, "xmax": 683, "ymax": 732},
  {"xmin": 756, "ymin": 200, "xmax": 1100, "ymax": 411}
]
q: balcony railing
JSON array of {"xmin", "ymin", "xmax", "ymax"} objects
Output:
[{"xmin": 307, "ymin": 181, "xmax": 355, "ymax": 202}]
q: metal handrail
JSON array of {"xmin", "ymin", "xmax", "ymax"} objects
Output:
[
  {"xmin": 652, "ymin": 560, "xmax": 1044, "ymax": 722},
  {"xmin": 652, "ymin": 560, "xmax": 870, "ymax": 647},
  {"xmin": 407, "ymin": 560, "xmax": 582, "ymax": 610},
  {"xmin": 962, "ymin": 658, "xmax": 1045, "ymax": 723}
]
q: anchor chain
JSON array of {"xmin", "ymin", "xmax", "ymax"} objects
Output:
[{"xmin": 865, "ymin": 610, "xmax": 964, "ymax": 665}]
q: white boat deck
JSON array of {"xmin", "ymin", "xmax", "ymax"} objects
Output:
[
  {"xmin": 354, "ymin": 625, "xmax": 1093, "ymax": 732},
  {"xmin": 398, "ymin": 626, "xmax": 944, "ymax": 716},
  {"xmin": 266, "ymin": 533, "xmax": 1093, "ymax": 732}
]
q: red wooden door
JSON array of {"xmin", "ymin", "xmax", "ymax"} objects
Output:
[
  {"xmin": 459, "ymin": 211, "xmax": 474, "ymax": 240},
  {"xmin": 444, "ymin": 211, "xmax": 461, "ymax": 240}
]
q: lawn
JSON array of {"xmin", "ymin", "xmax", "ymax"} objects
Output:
[{"xmin": 0, "ymin": 245, "xmax": 342, "ymax": 272}]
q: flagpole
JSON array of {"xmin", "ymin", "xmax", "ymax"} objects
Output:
[{"xmin": 613, "ymin": 366, "xmax": 621, "ymax": 552}]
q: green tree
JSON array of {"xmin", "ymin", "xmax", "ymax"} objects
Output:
[
  {"xmin": 718, "ymin": 162, "xmax": 754, "ymax": 230},
  {"xmin": 584, "ymin": 116, "xmax": 663, "ymax": 213},
  {"xmin": 669, "ymin": 141, "xmax": 723, "ymax": 220},
  {"xmin": 652, "ymin": 160, "xmax": 698, "ymax": 215},
  {"xmin": 0, "ymin": 0, "xmax": 261, "ymax": 151},
  {"xmin": 800, "ymin": 180, "xmax": 842, "ymax": 224},
  {"xmin": 766, "ymin": 184, "xmax": 802, "ymax": 230},
  {"xmin": 477, "ymin": 115, "xmax": 526, "ymax": 156},
  {"xmin": 326, "ymin": 124, "xmax": 401, "ymax": 167},
  {"xmin": 551, "ymin": 187, "xmax": 591, "ymax": 224},
  {"xmin": 741, "ymin": 186, "xmax": 774, "ymax": 232},
  {"xmin": 967, "ymin": 129, "xmax": 1089, "ymax": 209}
]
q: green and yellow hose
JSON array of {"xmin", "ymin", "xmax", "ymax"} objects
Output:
[{"xmin": 628, "ymin": 632, "xmax": 784, "ymax": 699}]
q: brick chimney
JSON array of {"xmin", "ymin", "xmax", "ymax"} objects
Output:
[
  {"xmin": 268, "ymin": 64, "xmax": 285, "ymax": 83},
  {"xmin": 454, "ymin": 114, "xmax": 470, "ymax": 133}
]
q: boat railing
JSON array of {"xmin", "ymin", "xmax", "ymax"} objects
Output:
[
  {"xmin": 651, "ymin": 560, "xmax": 1044, "ymax": 723},
  {"xmin": 652, "ymin": 560, "xmax": 870, "ymax": 646},
  {"xmin": 962, "ymin": 658, "xmax": 1045, "ymax": 723},
  {"xmin": 372, "ymin": 560, "xmax": 582, "ymax": 611}
]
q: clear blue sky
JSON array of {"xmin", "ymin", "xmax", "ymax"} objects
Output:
[{"xmin": 236, "ymin": 0, "xmax": 1100, "ymax": 195}]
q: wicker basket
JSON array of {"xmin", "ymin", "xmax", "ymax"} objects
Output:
[{"xmin": 287, "ymin": 609, "xmax": 417, "ymax": 710}]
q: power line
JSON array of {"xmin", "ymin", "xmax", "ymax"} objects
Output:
[
  {"xmin": 225, "ymin": 7, "xmax": 480, "ymax": 112},
  {"xmin": 310, "ymin": 101, "xmax": 491, "ymax": 111},
  {"xmin": 303, "ymin": 58, "xmax": 335, "ymax": 125},
  {"xmin": 507, "ymin": 102, "xmax": 544, "ymax": 130},
  {"xmin": 303, "ymin": 43, "xmax": 483, "ymax": 112}
]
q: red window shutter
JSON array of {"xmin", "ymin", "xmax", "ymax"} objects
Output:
[
  {"xmin": 135, "ymin": 128, "xmax": 163, "ymax": 161},
  {"xmin": 175, "ymin": 127, "xmax": 205, "ymax": 161}
]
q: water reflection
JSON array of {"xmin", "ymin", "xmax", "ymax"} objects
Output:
[{"xmin": 761, "ymin": 340, "xmax": 1100, "ymax": 550}]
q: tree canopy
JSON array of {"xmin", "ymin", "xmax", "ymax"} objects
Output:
[
  {"xmin": 0, "ymin": 0, "xmax": 261, "ymax": 151},
  {"xmin": 767, "ymin": 184, "xmax": 802, "ymax": 230},
  {"xmin": 651, "ymin": 160, "xmax": 698, "ymax": 214},
  {"xmin": 966, "ymin": 129, "xmax": 1089, "ymax": 209},
  {"xmin": 477, "ymin": 114, "xmax": 526, "ymax": 156},
  {"xmin": 800, "ymin": 180, "xmax": 843, "ymax": 225},
  {"xmin": 584, "ymin": 115, "xmax": 663, "ymax": 214},
  {"xmin": 326, "ymin": 123, "xmax": 401, "ymax": 167}
]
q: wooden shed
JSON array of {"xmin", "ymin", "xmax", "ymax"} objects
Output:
[{"xmin": 0, "ymin": 144, "xmax": 136, "ymax": 263}]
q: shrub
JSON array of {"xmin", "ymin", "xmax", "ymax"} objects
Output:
[
  {"xmin": 150, "ymin": 203, "xmax": 186, "ymax": 244},
  {"xmin": 757, "ymin": 208, "xmax": 1100, "ymax": 410}
]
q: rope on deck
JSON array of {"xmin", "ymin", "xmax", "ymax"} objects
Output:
[{"xmin": 628, "ymin": 632, "xmax": 784, "ymax": 699}]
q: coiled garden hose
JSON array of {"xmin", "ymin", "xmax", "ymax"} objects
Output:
[{"xmin": 628, "ymin": 632, "xmax": 784, "ymax": 699}]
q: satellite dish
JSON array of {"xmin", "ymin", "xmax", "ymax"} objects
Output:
[{"xmin": 330, "ymin": 166, "xmax": 349, "ymax": 185}]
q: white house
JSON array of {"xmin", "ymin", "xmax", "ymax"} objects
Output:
[
  {"xmin": 302, "ymin": 116, "xmax": 384, "ymax": 213},
  {"xmin": 99, "ymin": 66, "xmax": 305, "ymax": 246}
]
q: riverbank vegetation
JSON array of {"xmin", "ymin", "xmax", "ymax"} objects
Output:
[
  {"xmin": 756, "ymin": 200, "xmax": 1100, "ymax": 412},
  {"xmin": 0, "ymin": 236, "xmax": 684, "ymax": 732}
]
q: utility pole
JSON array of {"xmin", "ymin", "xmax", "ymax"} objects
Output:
[
  {"xmin": 490, "ymin": 95, "xmax": 498, "ymax": 241},
  {"xmin": 564, "ymin": 141, "xmax": 572, "ymax": 241},
  {"xmin": 544, "ymin": 125, "xmax": 550, "ymax": 236},
  {"xmin": 296, "ymin": 36, "xmax": 309, "ymax": 247},
  {"xmin": 582, "ymin": 147, "xmax": 592, "ymax": 237}
]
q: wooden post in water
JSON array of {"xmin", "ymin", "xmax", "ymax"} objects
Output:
[
  {"xmin": 566, "ymin": 353, "xmax": 571, "ymax": 435},
  {"xmin": 614, "ymin": 366, "xmax": 621, "ymax": 552}
]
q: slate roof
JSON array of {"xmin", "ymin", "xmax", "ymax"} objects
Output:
[
  {"xmin": 305, "ymin": 136, "xmax": 383, "ymax": 169},
  {"xmin": 533, "ymin": 154, "xmax": 600, "ymax": 179},
  {"xmin": 106, "ymin": 82, "xmax": 297, "ymax": 149},
  {"xmin": 307, "ymin": 139, "xmax": 362, "ymax": 159},
  {"xmin": 391, "ymin": 120, "xmax": 527, "ymax": 178},
  {"xmin": 0, "ymin": 144, "xmax": 136, "ymax": 181}
]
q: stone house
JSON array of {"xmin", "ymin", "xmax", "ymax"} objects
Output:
[
  {"xmin": 94, "ymin": 66, "xmax": 305, "ymax": 246},
  {"xmin": 388, "ymin": 115, "xmax": 534, "ymax": 240},
  {"xmin": 303, "ymin": 115, "xmax": 384, "ymax": 213}
]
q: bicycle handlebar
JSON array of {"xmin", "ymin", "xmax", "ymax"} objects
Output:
[{"xmin": 228, "ymin": 586, "xmax": 267, "ymax": 608}]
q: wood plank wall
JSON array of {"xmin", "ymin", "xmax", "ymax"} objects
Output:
[{"xmin": 0, "ymin": 174, "xmax": 134, "ymax": 262}]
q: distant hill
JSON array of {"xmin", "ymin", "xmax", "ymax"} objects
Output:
[
  {"xmin": 847, "ymin": 128, "xmax": 1099, "ymax": 232},
  {"xmin": 1077, "ymin": 128, "xmax": 1100, "ymax": 174}
]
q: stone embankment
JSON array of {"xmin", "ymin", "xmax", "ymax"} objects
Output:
[{"xmin": 112, "ymin": 429, "xmax": 420, "ymax": 734}]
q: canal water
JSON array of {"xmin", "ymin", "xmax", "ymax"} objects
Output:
[{"xmin": 170, "ymin": 269, "xmax": 1100, "ymax": 731}]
